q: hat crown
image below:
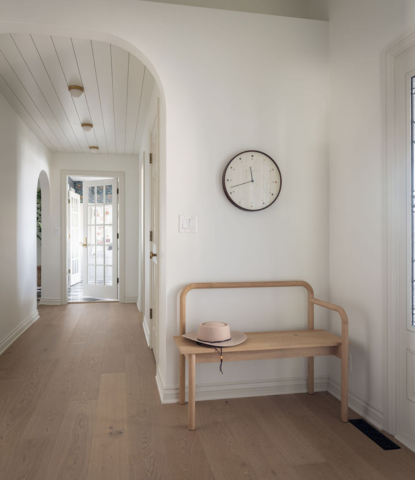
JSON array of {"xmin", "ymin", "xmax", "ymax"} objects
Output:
[{"xmin": 197, "ymin": 322, "xmax": 231, "ymax": 343}]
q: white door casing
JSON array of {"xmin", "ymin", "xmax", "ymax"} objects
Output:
[
  {"xmin": 150, "ymin": 108, "xmax": 159, "ymax": 363},
  {"xmin": 68, "ymin": 189, "xmax": 81, "ymax": 286},
  {"xmin": 395, "ymin": 50, "xmax": 415, "ymax": 448},
  {"xmin": 82, "ymin": 178, "xmax": 118, "ymax": 300}
]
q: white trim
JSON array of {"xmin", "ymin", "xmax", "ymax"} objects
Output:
[
  {"xmin": 328, "ymin": 376, "xmax": 384, "ymax": 431},
  {"xmin": 156, "ymin": 371, "xmax": 329, "ymax": 405},
  {"xmin": 60, "ymin": 170, "xmax": 126, "ymax": 305},
  {"xmin": 384, "ymin": 27, "xmax": 415, "ymax": 436},
  {"xmin": 396, "ymin": 429, "xmax": 415, "ymax": 453},
  {"xmin": 39, "ymin": 298, "xmax": 62, "ymax": 306},
  {"xmin": 124, "ymin": 297, "xmax": 138, "ymax": 303},
  {"xmin": 0, "ymin": 310, "xmax": 39, "ymax": 355},
  {"xmin": 142, "ymin": 318, "xmax": 151, "ymax": 347}
]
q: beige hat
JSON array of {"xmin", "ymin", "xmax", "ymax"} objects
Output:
[{"xmin": 182, "ymin": 321, "xmax": 247, "ymax": 347}]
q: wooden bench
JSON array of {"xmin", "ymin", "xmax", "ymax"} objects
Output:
[{"xmin": 174, "ymin": 281, "xmax": 349, "ymax": 430}]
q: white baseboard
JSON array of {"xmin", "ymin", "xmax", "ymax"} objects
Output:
[
  {"xmin": 142, "ymin": 318, "xmax": 151, "ymax": 347},
  {"xmin": 328, "ymin": 376, "xmax": 384, "ymax": 430},
  {"xmin": 156, "ymin": 371, "xmax": 329, "ymax": 404},
  {"xmin": 396, "ymin": 429, "xmax": 415, "ymax": 453},
  {"xmin": 39, "ymin": 298, "xmax": 62, "ymax": 305},
  {"xmin": 0, "ymin": 310, "xmax": 39, "ymax": 355},
  {"xmin": 124, "ymin": 297, "xmax": 138, "ymax": 303}
]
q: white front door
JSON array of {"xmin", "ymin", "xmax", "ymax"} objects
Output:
[
  {"xmin": 82, "ymin": 178, "xmax": 118, "ymax": 300},
  {"xmin": 68, "ymin": 190, "xmax": 81, "ymax": 286},
  {"xmin": 150, "ymin": 104, "xmax": 159, "ymax": 362},
  {"xmin": 396, "ymin": 49, "xmax": 415, "ymax": 446}
]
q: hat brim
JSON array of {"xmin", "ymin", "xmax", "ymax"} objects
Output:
[{"xmin": 182, "ymin": 330, "xmax": 247, "ymax": 347}]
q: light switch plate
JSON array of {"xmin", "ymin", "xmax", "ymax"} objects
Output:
[
  {"xmin": 179, "ymin": 214, "xmax": 197, "ymax": 233},
  {"xmin": 54, "ymin": 227, "xmax": 60, "ymax": 236}
]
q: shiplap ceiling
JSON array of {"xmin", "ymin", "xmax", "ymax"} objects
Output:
[{"xmin": 0, "ymin": 34, "xmax": 155, "ymax": 154}]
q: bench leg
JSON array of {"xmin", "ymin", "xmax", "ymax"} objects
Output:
[
  {"xmin": 179, "ymin": 354, "xmax": 186, "ymax": 405},
  {"xmin": 188, "ymin": 354, "xmax": 196, "ymax": 430},
  {"xmin": 341, "ymin": 348, "xmax": 349, "ymax": 423},
  {"xmin": 308, "ymin": 357, "xmax": 314, "ymax": 394}
]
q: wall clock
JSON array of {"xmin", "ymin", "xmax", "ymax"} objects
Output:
[{"xmin": 222, "ymin": 150, "xmax": 282, "ymax": 211}]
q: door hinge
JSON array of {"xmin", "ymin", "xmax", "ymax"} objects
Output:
[
  {"xmin": 68, "ymin": 198, "xmax": 70, "ymax": 204},
  {"xmin": 68, "ymin": 233, "xmax": 71, "ymax": 239},
  {"xmin": 117, "ymin": 278, "xmax": 119, "ymax": 284},
  {"xmin": 117, "ymin": 188, "xmax": 119, "ymax": 195},
  {"xmin": 150, "ymin": 231, "xmax": 153, "ymax": 241},
  {"xmin": 149, "ymin": 153, "xmax": 153, "ymax": 164},
  {"xmin": 117, "ymin": 233, "xmax": 119, "ymax": 239},
  {"xmin": 150, "ymin": 308, "xmax": 153, "ymax": 320},
  {"xmin": 68, "ymin": 269, "xmax": 71, "ymax": 274}
]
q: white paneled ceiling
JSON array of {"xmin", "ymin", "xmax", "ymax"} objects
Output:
[{"xmin": 0, "ymin": 34, "xmax": 155, "ymax": 154}]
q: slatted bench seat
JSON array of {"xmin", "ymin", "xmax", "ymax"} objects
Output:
[{"xmin": 174, "ymin": 281, "xmax": 349, "ymax": 431}]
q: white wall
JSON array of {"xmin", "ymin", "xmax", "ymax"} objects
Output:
[
  {"xmin": 327, "ymin": 0, "xmax": 415, "ymax": 427},
  {"xmin": 0, "ymin": 92, "xmax": 52, "ymax": 353},
  {"xmin": 42, "ymin": 153, "xmax": 140, "ymax": 304},
  {"xmin": 0, "ymin": 1, "xmax": 329, "ymax": 400}
]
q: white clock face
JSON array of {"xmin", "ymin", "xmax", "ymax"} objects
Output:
[{"xmin": 223, "ymin": 151, "xmax": 282, "ymax": 211}]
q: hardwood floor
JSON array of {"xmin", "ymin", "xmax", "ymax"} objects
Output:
[{"xmin": 0, "ymin": 303, "xmax": 414, "ymax": 480}]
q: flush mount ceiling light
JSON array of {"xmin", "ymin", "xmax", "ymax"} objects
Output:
[
  {"xmin": 82, "ymin": 123, "xmax": 93, "ymax": 132},
  {"xmin": 89, "ymin": 146, "xmax": 99, "ymax": 153},
  {"xmin": 68, "ymin": 85, "xmax": 84, "ymax": 98}
]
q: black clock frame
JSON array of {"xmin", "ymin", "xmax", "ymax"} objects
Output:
[{"xmin": 222, "ymin": 150, "xmax": 282, "ymax": 212}]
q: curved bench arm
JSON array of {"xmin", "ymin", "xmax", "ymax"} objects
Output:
[{"xmin": 310, "ymin": 297, "xmax": 349, "ymax": 345}]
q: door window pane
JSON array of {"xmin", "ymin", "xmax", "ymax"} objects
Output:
[
  {"xmin": 105, "ymin": 266, "xmax": 112, "ymax": 285},
  {"xmin": 97, "ymin": 186, "xmax": 104, "ymax": 203},
  {"xmin": 88, "ymin": 186, "xmax": 95, "ymax": 204},
  {"xmin": 105, "ymin": 246, "xmax": 113, "ymax": 265},
  {"xmin": 88, "ymin": 246, "xmax": 96, "ymax": 264},
  {"xmin": 105, "ymin": 205, "xmax": 112, "ymax": 225},
  {"xmin": 96, "ymin": 246, "xmax": 104, "ymax": 265},
  {"xmin": 96, "ymin": 206, "xmax": 103, "ymax": 225},
  {"xmin": 96, "ymin": 227, "xmax": 104, "ymax": 245},
  {"xmin": 88, "ymin": 265, "xmax": 95, "ymax": 284},
  {"xmin": 105, "ymin": 185, "xmax": 113, "ymax": 204},
  {"xmin": 88, "ymin": 206, "xmax": 96, "ymax": 224},
  {"xmin": 88, "ymin": 226, "xmax": 95, "ymax": 245},
  {"xmin": 96, "ymin": 266, "xmax": 104, "ymax": 285},
  {"xmin": 105, "ymin": 226, "xmax": 113, "ymax": 246}
]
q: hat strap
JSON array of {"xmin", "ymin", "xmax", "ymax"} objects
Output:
[{"xmin": 196, "ymin": 337, "xmax": 231, "ymax": 344}]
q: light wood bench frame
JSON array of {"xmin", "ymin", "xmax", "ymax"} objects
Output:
[{"xmin": 175, "ymin": 281, "xmax": 349, "ymax": 430}]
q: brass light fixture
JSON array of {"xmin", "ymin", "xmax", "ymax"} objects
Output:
[
  {"xmin": 82, "ymin": 123, "xmax": 93, "ymax": 132},
  {"xmin": 89, "ymin": 146, "xmax": 99, "ymax": 153},
  {"xmin": 68, "ymin": 85, "xmax": 84, "ymax": 97}
]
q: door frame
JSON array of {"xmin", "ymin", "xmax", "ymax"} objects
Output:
[
  {"xmin": 60, "ymin": 170, "xmax": 126, "ymax": 304},
  {"xmin": 384, "ymin": 28, "xmax": 415, "ymax": 443}
]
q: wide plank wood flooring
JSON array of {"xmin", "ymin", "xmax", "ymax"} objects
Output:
[{"xmin": 0, "ymin": 303, "xmax": 414, "ymax": 480}]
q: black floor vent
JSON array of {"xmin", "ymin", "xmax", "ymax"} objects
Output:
[{"xmin": 349, "ymin": 419, "xmax": 400, "ymax": 450}]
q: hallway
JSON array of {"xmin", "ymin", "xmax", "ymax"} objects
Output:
[{"xmin": 0, "ymin": 303, "xmax": 415, "ymax": 480}]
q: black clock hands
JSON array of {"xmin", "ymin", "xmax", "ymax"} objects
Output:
[
  {"xmin": 250, "ymin": 167, "xmax": 253, "ymax": 182},
  {"xmin": 230, "ymin": 180, "xmax": 253, "ymax": 188}
]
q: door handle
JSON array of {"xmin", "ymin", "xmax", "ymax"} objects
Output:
[
  {"xmin": 80, "ymin": 237, "xmax": 87, "ymax": 248},
  {"xmin": 150, "ymin": 252, "xmax": 157, "ymax": 259}
]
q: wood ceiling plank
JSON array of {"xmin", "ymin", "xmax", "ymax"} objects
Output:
[
  {"xmin": 72, "ymin": 39, "xmax": 108, "ymax": 154},
  {"xmin": 52, "ymin": 36, "xmax": 98, "ymax": 150},
  {"xmin": 125, "ymin": 55, "xmax": 145, "ymax": 155},
  {"xmin": 0, "ymin": 51, "xmax": 62, "ymax": 151},
  {"xmin": 11, "ymin": 33, "xmax": 82, "ymax": 153},
  {"xmin": 134, "ymin": 70, "xmax": 155, "ymax": 154},
  {"xmin": 111, "ymin": 45, "xmax": 129, "ymax": 154},
  {"xmin": 0, "ymin": 34, "xmax": 73, "ymax": 152},
  {"xmin": 0, "ymin": 73, "xmax": 56, "ymax": 151},
  {"xmin": 92, "ymin": 41, "xmax": 116, "ymax": 154},
  {"xmin": 31, "ymin": 34, "xmax": 90, "ymax": 153}
]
